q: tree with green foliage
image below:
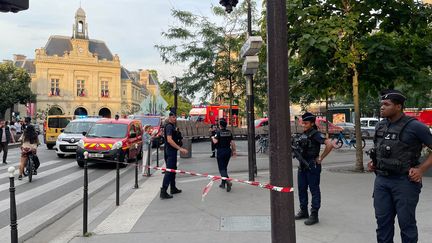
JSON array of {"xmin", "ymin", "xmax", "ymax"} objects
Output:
[
  {"xmin": 0, "ymin": 62, "xmax": 36, "ymax": 119},
  {"xmin": 159, "ymin": 80, "xmax": 192, "ymax": 117}
]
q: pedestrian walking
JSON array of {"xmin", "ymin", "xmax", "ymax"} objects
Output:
[
  {"xmin": 294, "ymin": 112, "xmax": 334, "ymax": 225},
  {"xmin": 142, "ymin": 125, "xmax": 155, "ymax": 176},
  {"xmin": 211, "ymin": 119, "xmax": 236, "ymax": 192},
  {"xmin": 368, "ymin": 89, "xmax": 432, "ymax": 243},
  {"xmin": 160, "ymin": 112, "xmax": 188, "ymax": 199},
  {"xmin": 209, "ymin": 124, "xmax": 217, "ymax": 158},
  {"xmin": 0, "ymin": 119, "xmax": 16, "ymax": 164}
]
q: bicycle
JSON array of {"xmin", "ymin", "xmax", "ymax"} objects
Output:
[
  {"xmin": 256, "ymin": 135, "xmax": 269, "ymax": 154},
  {"xmin": 331, "ymin": 131, "xmax": 365, "ymax": 149}
]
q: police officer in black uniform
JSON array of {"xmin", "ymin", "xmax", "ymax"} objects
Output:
[
  {"xmin": 368, "ymin": 89, "xmax": 432, "ymax": 243},
  {"xmin": 294, "ymin": 112, "xmax": 334, "ymax": 225},
  {"xmin": 212, "ymin": 119, "xmax": 236, "ymax": 192},
  {"xmin": 160, "ymin": 112, "xmax": 188, "ymax": 199}
]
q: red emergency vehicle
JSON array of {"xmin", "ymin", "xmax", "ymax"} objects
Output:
[
  {"xmin": 189, "ymin": 105, "xmax": 239, "ymax": 126},
  {"xmin": 405, "ymin": 108, "xmax": 432, "ymax": 126}
]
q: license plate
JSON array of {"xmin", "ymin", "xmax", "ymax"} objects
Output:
[
  {"xmin": 89, "ymin": 153, "xmax": 103, "ymax": 158},
  {"xmin": 49, "ymin": 136, "xmax": 56, "ymax": 141},
  {"xmin": 66, "ymin": 146, "xmax": 77, "ymax": 150}
]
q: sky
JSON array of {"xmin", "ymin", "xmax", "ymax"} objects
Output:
[{"xmin": 0, "ymin": 0, "xmax": 226, "ymax": 83}]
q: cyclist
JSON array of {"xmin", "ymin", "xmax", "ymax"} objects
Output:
[{"xmin": 18, "ymin": 124, "xmax": 40, "ymax": 180}]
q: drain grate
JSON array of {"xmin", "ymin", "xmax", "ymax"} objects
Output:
[{"xmin": 220, "ymin": 216, "xmax": 271, "ymax": 232}]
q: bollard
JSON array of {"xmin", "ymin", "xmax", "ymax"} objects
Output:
[
  {"xmin": 9, "ymin": 167, "xmax": 18, "ymax": 243},
  {"xmin": 146, "ymin": 142, "xmax": 151, "ymax": 176},
  {"xmin": 116, "ymin": 153, "xmax": 120, "ymax": 206},
  {"xmin": 83, "ymin": 152, "xmax": 89, "ymax": 236},
  {"xmin": 156, "ymin": 137, "xmax": 160, "ymax": 167},
  {"xmin": 134, "ymin": 144, "xmax": 139, "ymax": 189}
]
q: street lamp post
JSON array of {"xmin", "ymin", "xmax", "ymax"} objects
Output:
[{"xmin": 173, "ymin": 77, "xmax": 179, "ymax": 114}]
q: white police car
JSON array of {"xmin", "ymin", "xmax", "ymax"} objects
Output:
[{"xmin": 55, "ymin": 118, "xmax": 101, "ymax": 158}]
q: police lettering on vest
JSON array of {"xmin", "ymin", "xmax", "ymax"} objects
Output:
[
  {"xmin": 215, "ymin": 129, "xmax": 233, "ymax": 149},
  {"xmin": 374, "ymin": 115, "xmax": 422, "ymax": 175}
]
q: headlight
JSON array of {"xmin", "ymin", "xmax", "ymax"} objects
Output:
[
  {"xmin": 112, "ymin": 141, "xmax": 122, "ymax": 150},
  {"xmin": 77, "ymin": 140, "xmax": 85, "ymax": 148},
  {"xmin": 57, "ymin": 136, "xmax": 62, "ymax": 142}
]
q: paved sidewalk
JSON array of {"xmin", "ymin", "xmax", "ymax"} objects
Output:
[{"xmin": 70, "ymin": 141, "xmax": 432, "ymax": 243}]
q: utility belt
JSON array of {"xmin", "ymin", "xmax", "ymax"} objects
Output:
[
  {"xmin": 298, "ymin": 158, "xmax": 319, "ymax": 172},
  {"xmin": 375, "ymin": 169, "xmax": 409, "ymax": 177}
]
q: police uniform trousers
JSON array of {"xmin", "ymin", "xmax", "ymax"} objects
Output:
[
  {"xmin": 373, "ymin": 174, "xmax": 422, "ymax": 243},
  {"xmin": 162, "ymin": 149, "xmax": 177, "ymax": 189},
  {"xmin": 297, "ymin": 159, "xmax": 321, "ymax": 211},
  {"xmin": 216, "ymin": 147, "xmax": 231, "ymax": 185}
]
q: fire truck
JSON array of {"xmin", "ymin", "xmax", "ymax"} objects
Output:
[
  {"xmin": 189, "ymin": 105, "xmax": 239, "ymax": 126},
  {"xmin": 405, "ymin": 108, "xmax": 432, "ymax": 127}
]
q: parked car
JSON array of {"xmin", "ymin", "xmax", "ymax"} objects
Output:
[
  {"xmin": 255, "ymin": 118, "xmax": 269, "ymax": 128},
  {"xmin": 128, "ymin": 115, "xmax": 163, "ymax": 147},
  {"xmin": 334, "ymin": 122, "xmax": 355, "ymax": 135},
  {"xmin": 360, "ymin": 118, "xmax": 380, "ymax": 137},
  {"xmin": 44, "ymin": 115, "xmax": 74, "ymax": 149},
  {"xmin": 55, "ymin": 118, "xmax": 101, "ymax": 158},
  {"xmin": 76, "ymin": 119, "xmax": 143, "ymax": 167}
]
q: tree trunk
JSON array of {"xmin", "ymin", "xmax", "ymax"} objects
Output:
[{"xmin": 352, "ymin": 64, "xmax": 364, "ymax": 171}]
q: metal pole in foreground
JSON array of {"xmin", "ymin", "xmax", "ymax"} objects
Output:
[
  {"xmin": 9, "ymin": 167, "xmax": 18, "ymax": 243},
  {"xmin": 156, "ymin": 138, "xmax": 160, "ymax": 167},
  {"xmin": 173, "ymin": 77, "xmax": 178, "ymax": 115},
  {"xmin": 134, "ymin": 145, "xmax": 139, "ymax": 189},
  {"xmin": 116, "ymin": 153, "xmax": 120, "ymax": 206},
  {"xmin": 267, "ymin": 0, "xmax": 296, "ymax": 242},
  {"xmin": 146, "ymin": 142, "xmax": 151, "ymax": 176},
  {"xmin": 83, "ymin": 152, "xmax": 89, "ymax": 236}
]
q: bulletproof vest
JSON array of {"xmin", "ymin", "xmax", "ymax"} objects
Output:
[
  {"xmin": 216, "ymin": 129, "xmax": 232, "ymax": 149},
  {"xmin": 164, "ymin": 123, "xmax": 181, "ymax": 149},
  {"xmin": 299, "ymin": 129, "xmax": 320, "ymax": 159},
  {"xmin": 374, "ymin": 115, "xmax": 422, "ymax": 175}
]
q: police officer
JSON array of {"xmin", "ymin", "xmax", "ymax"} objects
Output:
[
  {"xmin": 368, "ymin": 89, "xmax": 432, "ymax": 243},
  {"xmin": 160, "ymin": 112, "xmax": 188, "ymax": 199},
  {"xmin": 294, "ymin": 112, "xmax": 334, "ymax": 225},
  {"xmin": 212, "ymin": 119, "xmax": 236, "ymax": 192}
]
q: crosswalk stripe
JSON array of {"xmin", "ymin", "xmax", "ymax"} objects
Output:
[
  {"xmin": 0, "ymin": 168, "xmax": 96, "ymax": 214},
  {"xmin": 0, "ymin": 159, "xmax": 62, "ymax": 181},
  {"xmin": 0, "ymin": 161, "xmax": 76, "ymax": 192},
  {"xmin": 0, "ymin": 158, "xmax": 63, "ymax": 173},
  {"xmin": 94, "ymin": 170, "xmax": 162, "ymax": 234},
  {"xmin": 0, "ymin": 166, "xmax": 132, "ymax": 243}
]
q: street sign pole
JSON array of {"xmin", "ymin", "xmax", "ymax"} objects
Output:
[{"xmin": 266, "ymin": 0, "xmax": 296, "ymax": 242}]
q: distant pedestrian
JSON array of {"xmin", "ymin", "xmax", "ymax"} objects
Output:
[
  {"xmin": 368, "ymin": 89, "xmax": 432, "ymax": 243},
  {"xmin": 0, "ymin": 119, "xmax": 16, "ymax": 164},
  {"xmin": 212, "ymin": 119, "xmax": 236, "ymax": 192},
  {"xmin": 142, "ymin": 125, "xmax": 155, "ymax": 176},
  {"xmin": 160, "ymin": 112, "xmax": 188, "ymax": 199},
  {"xmin": 294, "ymin": 112, "xmax": 334, "ymax": 226},
  {"xmin": 209, "ymin": 124, "xmax": 217, "ymax": 158},
  {"xmin": 14, "ymin": 120, "xmax": 22, "ymax": 134}
]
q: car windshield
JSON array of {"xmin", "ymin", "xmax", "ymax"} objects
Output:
[
  {"xmin": 48, "ymin": 118, "xmax": 70, "ymax": 128},
  {"xmin": 64, "ymin": 122, "xmax": 94, "ymax": 134},
  {"xmin": 86, "ymin": 124, "xmax": 127, "ymax": 138},
  {"xmin": 137, "ymin": 117, "xmax": 160, "ymax": 127},
  {"xmin": 254, "ymin": 119, "xmax": 261, "ymax": 126}
]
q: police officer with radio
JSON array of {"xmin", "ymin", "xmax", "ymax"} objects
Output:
[
  {"xmin": 160, "ymin": 112, "xmax": 188, "ymax": 199},
  {"xmin": 294, "ymin": 112, "xmax": 334, "ymax": 225},
  {"xmin": 368, "ymin": 89, "xmax": 432, "ymax": 243},
  {"xmin": 212, "ymin": 119, "xmax": 236, "ymax": 192}
]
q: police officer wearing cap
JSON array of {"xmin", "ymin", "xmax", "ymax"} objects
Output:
[
  {"xmin": 294, "ymin": 112, "xmax": 334, "ymax": 225},
  {"xmin": 368, "ymin": 89, "xmax": 432, "ymax": 243},
  {"xmin": 160, "ymin": 112, "xmax": 188, "ymax": 199},
  {"xmin": 212, "ymin": 119, "xmax": 237, "ymax": 192}
]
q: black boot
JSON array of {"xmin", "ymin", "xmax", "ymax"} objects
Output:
[
  {"xmin": 226, "ymin": 181, "xmax": 232, "ymax": 192},
  {"xmin": 170, "ymin": 187, "xmax": 182, "ymax": 194},
  {"xmin": 294, "ymin": 208, "xmax": 309, "ymax": 220},
  {"xmin": 304, "ymin": 210, "xmax": 319, "ymax": 225},
  {"xmin": 160, "ymin": 188, "xmax": 173, "ymax": 199},
  {"xmin": 210, "ymin": 152, "xmax": 215, "ymax": 158}
]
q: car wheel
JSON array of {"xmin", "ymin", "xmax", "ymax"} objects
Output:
[
  {"xmin": 137, "ymin": 147, "xmax": 143, "ymax": 160},
  {"xmin": 57, "ymin": 154, "xmax": 65, "ymax": 158},
  {"xmin": 47, "ymin": 144, "xmax": 54, "ymax": 149},
  {"xmin": 77, "ymin": 160, "xmax": 84, "ymax": 167}
]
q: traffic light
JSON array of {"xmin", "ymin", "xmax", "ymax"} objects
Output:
[
  {"xmin": 219, "ymin": 0, "xmax": 239, "ymax": 13},
  {"xmin": 0, "ymin": 0, "xmax": 29, "ymax": 13}
]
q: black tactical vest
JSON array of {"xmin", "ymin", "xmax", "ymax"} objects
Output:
[
  {"xmin": 374, "ymin": 115, "xmax": 422, "ymax": 175},
  {"xmin": 299, "ymin": 129, "xmax": 321, "ymax": 159},
  {"xmin": 216, "ymin": 129, "xmax": 232, "ymax": 149}
]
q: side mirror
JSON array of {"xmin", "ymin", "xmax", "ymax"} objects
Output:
[
  {"xmin": 82, "ymin": 132, "xmax": 87, "ymax": 136},
  {"xmin": 60, "ymin": 129, "xmax": 64, "ymax": 133}
]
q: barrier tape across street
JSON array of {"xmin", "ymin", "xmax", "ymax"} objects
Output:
[{"xmin": 87, "ymin": 158, "xmax": 295, "ymax": 194}]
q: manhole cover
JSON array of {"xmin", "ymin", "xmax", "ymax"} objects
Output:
[{"xmin": 220, "ymin": 216, "xmax": 270, "ymax": 231}]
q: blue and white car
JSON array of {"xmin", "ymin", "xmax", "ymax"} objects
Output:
[{"xmin": 55, "ymin": 118, "xmax": 101, "ymax": 158}]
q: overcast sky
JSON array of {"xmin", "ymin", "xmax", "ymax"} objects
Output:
[{"xmin": 0, "ymin": 0, "xmax": 225, "ymax": 83}]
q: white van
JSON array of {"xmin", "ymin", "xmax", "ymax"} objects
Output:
[{"xmin": 360, "ymin": 118, "xmax": 380, "ymax": 137}]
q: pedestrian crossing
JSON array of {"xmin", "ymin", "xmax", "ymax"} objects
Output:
[{"xmin": 0, "ymin": 158, "xmax": 136, "ymax": 243}]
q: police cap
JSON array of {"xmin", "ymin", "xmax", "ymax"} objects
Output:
[
  {"xmin": 301, "ymin": 112, "xmax": 316, "ymax": 122},
  {"xmin": 380, "ymin": 89, "xmax": 406, "ymax": 104}
]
